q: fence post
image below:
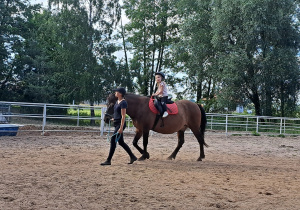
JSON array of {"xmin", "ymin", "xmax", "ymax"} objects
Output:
[
  {"xmin": 77, "ymin": 106, "xmax": 80, "ymax": 126},
  {"xmin": 100, "ymin": 107, "xmax": 106, "ymax": 136},
  {"xmin": 246, "ymin": 117, "xmax": 248, "ymax": 132},
  {"xmin": 256, "ymin": 116, "xmax": 259, "ymax": 133},
  {"xmin": 225, "ymin": 115, "xmax": 228, "ymax": 135},
  {"xmin": 280, "ymin": 118, "xmax": 283, "ymax": 134},
  {"xmin": 283, "ymin": 119, "xmax": 286, "ymax": 134},
  {"xmin": 8, "ymin": 104, "xmax": 11, "ymax": 122},
  {"xmin": 42, "ymin": 104, "xmax": 47, "ymax": 135}
]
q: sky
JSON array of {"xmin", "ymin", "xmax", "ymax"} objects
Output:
[
  {"xmin": 29, "ymin": 0, "xmax": 129, "ymax": 25},
  {"xmin": 30, "ymin": 0, "xmax": 47, "ymax": 7}
]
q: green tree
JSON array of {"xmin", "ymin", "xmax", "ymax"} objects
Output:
[
  {"xmin": 0, "ymin": 0, "xmax": 40, "ymax": 101},
  {"xmin": 174, "ymin": 0, "xmax": 218, "ymax": 107},
  {"xmin": 21, "ymin": 11, "xmax": 60, "ymax": 103},
  {"xmin": 211, "ymin": 0, "xmax": 300, "ymax": 116},
  {"xmin": 47, "ymin": 0, "xmax": 122, "ymax": 124},
  {"xmin": 21, "ymin": 9, "xmax": 91, "ymax": 104},
  {"xmin": 47, "ymin": 0, "xmax": 122, "ymax": 102},
  {"xmin": 123, "ymin": 0, "xmax": 179, "ymax": 95}
]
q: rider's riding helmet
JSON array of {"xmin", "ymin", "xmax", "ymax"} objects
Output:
[{"xmin": 155, "ymin": 72, "xmax": 165, "ymax": 80}]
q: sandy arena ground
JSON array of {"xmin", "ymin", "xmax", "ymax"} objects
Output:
[{"xmin": 0, "ymin": 131, "xmax": 300, "ymax": 210}]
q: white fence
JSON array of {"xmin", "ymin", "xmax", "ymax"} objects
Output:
[
  {"xmin": 0, "ymin": 101, "xmax": 107, "ymax": 135},
  {"xmin": 0, "ymin": 101, "xmax": 299, "ymax": 136},
  {"xmin": 206, "ymin": 113, "xmax": 300, "ymax": 136}
]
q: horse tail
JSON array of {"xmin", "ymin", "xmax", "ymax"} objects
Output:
[
  {"xmin": 198, "ymin": 104, "xmax": 208, "ymax": 147},
  {"xmin": 198, "ymin": 104, "xmax": 207, "ymax": 133}
]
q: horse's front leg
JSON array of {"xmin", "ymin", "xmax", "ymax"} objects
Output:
[
  {"xmin": 133, "ymin": 129, "xmax": 143, "ymax": 155},
  {"xmin": 138, "ymin": 130, "xmax": 150, "ymax": 161}
]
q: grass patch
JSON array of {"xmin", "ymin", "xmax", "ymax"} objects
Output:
[
  {"xmin": 252, "ymin": 131, "xmax": 260, "ymax": 136},
  {"xmin": 67, "ymin": 108, "xmax": 102, "ymax": 117}
]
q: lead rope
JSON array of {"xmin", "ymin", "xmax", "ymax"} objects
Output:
[
  {"xmin": 106, "ymin": 119, "xmax": 111, "ymax": 142},
  {"xmin": 107, "ymin": 132, "xmax": 121, "ymax": 143},
  {"xmin": 112, "ymin": 132, "xmax": 121, "ymax": 143},
  {"xmin": 106, "ymin": 120, "xmax": 121, "ymax": 143}
]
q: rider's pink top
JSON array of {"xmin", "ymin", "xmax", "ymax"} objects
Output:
[{"xmin": 155, "ymin": 81, "xmax": 168, "ymax": 97}]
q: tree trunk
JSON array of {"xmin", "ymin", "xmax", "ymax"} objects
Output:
[
  {"xmin": 280, "ymin": 81, "xmax": 285, "ymax": 117},
  {"xmin": 265, "ymin": 88, "xmax": 272, "ymax": 116},
  {"xmin": 196, "ymin": 78, "xmax": 202, "ymax": 103},
  {"xmin": 142, "ymin": 19, "xmax": 148, "ymax": 96},
  {"xmin": 252, "ymin": 92, "xmax": 262, "ymax": 117},
  {"xmin": 120, "ymin": 18, "xmax": 133, "ymax": 92},
  {"xmin": 150, "ymin": 27, "xmax": 156, "ymax": 95}
]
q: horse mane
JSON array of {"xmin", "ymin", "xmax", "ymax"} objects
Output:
[
  {"xmin": 125, "ymin": 93, "xmax": 149, "ymax": 99},
  {"xmin": 107, "ymin": 92, "xmax": 149, "ymax": 104}
]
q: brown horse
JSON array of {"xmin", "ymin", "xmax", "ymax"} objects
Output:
[{"xmin": 104, "ymin": 93, "xmax": 208, "ymax": 161}]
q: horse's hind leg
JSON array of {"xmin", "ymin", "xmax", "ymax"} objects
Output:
[
  {"xmin": 168, "ymin": 130, "xmax": 185, "ymax": 160},
  {"xmin": 191, "ymin": 128, "xmax": 206, "ymax": 161}
]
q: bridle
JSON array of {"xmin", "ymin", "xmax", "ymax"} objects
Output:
[{"xmin": 104, "ymin": 102, "xmax": 114, "ymax": 120}]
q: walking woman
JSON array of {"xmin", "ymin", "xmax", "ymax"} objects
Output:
[{"xmin": 101, "ymin": 87, "xmax": 137, "ymax": 166}]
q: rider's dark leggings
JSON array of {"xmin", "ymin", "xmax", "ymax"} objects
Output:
[
  {"xmin": 160, "ymin": 96, "xmax": 168, "ymax": 113},
  {"xmin": 107, "ymin": 120, "xmax": 135, "ymax": 161}
]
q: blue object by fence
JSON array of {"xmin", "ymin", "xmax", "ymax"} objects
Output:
[{"xmin": 0, "ymin": 124, "xmax": 20, "ymax": 136}]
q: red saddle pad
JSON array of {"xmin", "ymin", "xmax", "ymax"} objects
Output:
[{"xmin": 149, "ymin": 98, "xmax": 178, "ymax": 115}]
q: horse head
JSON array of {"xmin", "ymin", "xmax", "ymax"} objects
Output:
[{"xmin": 104, "ymin": 93, "xmax": 117, "ymax": 124}]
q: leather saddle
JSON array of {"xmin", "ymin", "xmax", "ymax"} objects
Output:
[
  {"xmin": 153, "ymin": 96, "xmax": 174, "ymax": 115},
  {"xmin": 149, "ymin": 96, "xmax": 178, "ymax": 129},
  {"xmin": 149, "ymin": 97, "xmax": 178, "ymax": 115}
]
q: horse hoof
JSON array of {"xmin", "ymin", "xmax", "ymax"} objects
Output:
[
  {"xmin": 138, "ymin": 156, "xmax": 146, "ymax": 161},
  {"xmin": 167, "ymin": 156, "xmax": 174, "ymax": 160},
  {"xmin": 197, "ymin": 157, "xmax": 203, "ymax": 161},
  {"xmin": 138, "ymin": 153, "xmax": 149, "ymax": 161}
]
